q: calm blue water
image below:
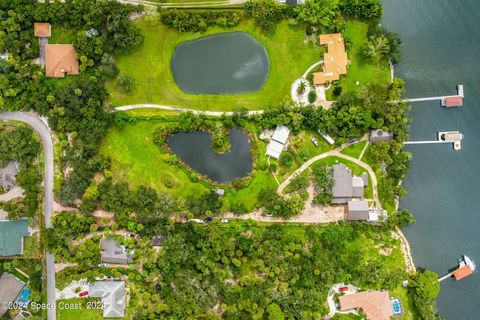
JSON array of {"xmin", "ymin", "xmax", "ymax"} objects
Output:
[{"xmin": 382, "ymin": 0, "xmax": 480, "ymax": 319}]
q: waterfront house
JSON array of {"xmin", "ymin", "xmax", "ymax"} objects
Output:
[
  {"xmin": 313, "ymin": 33, "xmax": 348, "ymax": 85},
  {"xmin": 0, "ymin": 272, "xmax": 26, "ymax": 316},
  {"xmin": 101, "ymin": 238, "xmax": 132, "ymax": 265},
  {"xmin": 0, "ymin": 161, "xmax": 19, "ymax": 192},
  {"xmin": 339, "ymin": 290, "xmax": 394, "ymax": 320},
  {"xmin": 347, "ymin": 200, "xmax": 370, "ymax": 221},
  {"xmin": 89, "ymin": 281, "xmax": 126, "ymax": 318},
  {"xmin": 266, "ymin": 126, "xmax": 290, "ymax": 159},
  {"xmin": 332, "ymin": 164, "xmax": 366, "ymax": 204},
  {"xmin": 0, "ymin": 219, "xmax": 30, "ymax": 257},
  {"xmin": 370, "ymin": 129, "xmax": 394, "ymax": 143}
]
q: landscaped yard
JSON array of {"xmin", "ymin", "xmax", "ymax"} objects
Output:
[
  {"xmin": 49, "ymin": 26, "xmax": 76, "ymax": 44},
  {"xmin": 326, "ymin": 20, "xmax": 391, "ymax": 100},
  {"xmin": 341, "ymin": 140, "xmax": 368, "ymax": 159},
  {"xmin": 108, "ymin": 18, "xmax": 321, "ymax": 111},
  {"xmin": 56, "ymin": 299, "xmax": 103, "ymax": 320}
]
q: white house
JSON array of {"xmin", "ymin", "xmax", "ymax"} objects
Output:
[{"xmin": 266, "ymin": 126, "xmax": 290, "ymax": 159}]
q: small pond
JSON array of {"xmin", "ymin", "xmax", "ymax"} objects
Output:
[
  {"xmin": 167, "ymin": 128, "xmax": 252, "ymax": 183},
  {"xmin": 171, "ymin": 32, "xmax": 270, "ymax": 94}
]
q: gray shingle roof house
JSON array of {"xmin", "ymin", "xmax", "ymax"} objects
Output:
[
  {"xmin": 370, "ymin": 129, "xmax": 394, "ymax": 143},
  {"xmin": 332, "ymin": 164, "xmax": 366, "ymax": 204},
  {"xmin": 0, "ymin": 272, "xmax": 26, "ymax": 316},
  {"xmin": 89, "ymin": 281, "xmax": 126, "ymax": 318},
  {"xmin": 0, "ymin": 161, "xmax": 19, "ymax": 191},
  {"xmin": 101, "ymin": 238, "xmax": 132, "ymax": 265},
  {"xmin": 347, "ymin": 200, "xmax": 370, "ymax": 220}
]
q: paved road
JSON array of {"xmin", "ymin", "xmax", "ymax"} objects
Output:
[{"xmin": 0, "ymin": 112, "xmax": 56, "ymax": 320}]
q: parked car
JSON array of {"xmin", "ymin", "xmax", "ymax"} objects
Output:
[
  {"xmin": 79, "ymin": 291, "xmax": 89, "ymax": 297},
  {"xmin": 339, "ymin": 287, "xmax": 349, "ymax": 292},
  {"xmin": 204, "ymin": 216, "xmax": 214, "ymax": 222},
  {"xmin": 266, "ymin": 212, "xmax": 273, "ymax": 217},
  {"xmin": 124, "ymin": 232, "xmax": 135, "ymax": 238},
  {"xmin": 311, "ymin": 137, "xmax": 319, "ymax": 147},
  {"xmin": 189, "ymin": 219, "xmax": 204, "ymax": 224},
  {"xmin": 221, "ymin": 219, "xmax": 230, "ymax": 223},
  {"xmin": 97, "ymin": 263, "xmax": 107, "ymax": 267}
]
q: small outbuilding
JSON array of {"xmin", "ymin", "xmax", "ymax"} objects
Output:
[
  {"xmin": 443, "ymin": 96, "xmax": 463, "ymax": 107},
  {"xmin": 370, "ymin": 129, "xmax": 394, "ymax": 143}
]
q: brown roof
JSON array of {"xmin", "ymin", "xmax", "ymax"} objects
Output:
[
  {"xmin": 314, "ymin": 33, "xmax": 348, "ymax": 85},
  {"xmin": 45, "ymin": 44, "xmax": 79, "ymax": 78},
  {"xmin": 339, "ymin": 291, "xmax": 394, "ymax": 320},
  {"xmin": 444, "ymin": 96, "xmax": 463, "ymax": 107},
  {"xmin": 34, "ymin": 23, "xmax": 51, "ymax": 37},
  {"xmin": 453, "ymin": 264, "xmax": 473, "ymax": 280}
]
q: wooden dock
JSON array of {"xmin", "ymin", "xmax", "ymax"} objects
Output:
[
  {"xmin": 399, "ymin": 85, "xmax": 464, "ymax": 105},
  {"xmin": 438, "ymin": 271, "xmax": 454, "ymax": 282},
  {"xmin": 404, "ymin": 140, "xmax": 451, "ymax": 145}
]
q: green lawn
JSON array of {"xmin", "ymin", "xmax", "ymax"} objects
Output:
[
  {"xmin": 49, "ymin": 26, "xmax": 76, "ymax": 44},
  {"xmin": 108, "ymin": 18, "xmax": 321, "ymax": 111},
  {"xmin": 99, "ymin": 120, "xmax": 208, "ymax": 199},
  {"xmin": 57, "ymin": 299, "xmax": 103, "ymax": 320},
  {"xmin": 340, "ymin": 140, "xmax": 367, "ymax": 159},
  {"xmin": 326, "ymin": 20, "xmax": 390, "ymax": 100}
]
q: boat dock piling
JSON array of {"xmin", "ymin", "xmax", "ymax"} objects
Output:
[
  {"xmin": 401, "ymin": 84, "xmax": 464, "ymax": 107},
  {"xmin": 405, "ymin": 131, "xmax": 463, "ymax": 150},
  {"xmin": 438, "ymin": 255, "xmax": 476, "ymax": 282}
]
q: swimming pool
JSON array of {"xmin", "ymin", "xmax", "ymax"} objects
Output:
[
  {"xmin": 391, "ymin": 297, "xmax": 403, "ymax": 315},
  {"xmin": 18, "ymin": 288, "xmax": 31, "ymax": 304}
]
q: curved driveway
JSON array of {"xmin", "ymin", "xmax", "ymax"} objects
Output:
[
  {"xmin": 0, "ymin": 112, "xmax": 56, "ymax": 320},
  {"xmin": 277, "ymin": 150, "xmax": 381, "ymax": 208}
]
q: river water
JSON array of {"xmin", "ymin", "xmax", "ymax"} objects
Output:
[{"xmin": 382, "ymin": 0, "xmax": 480, "ymax": 318}]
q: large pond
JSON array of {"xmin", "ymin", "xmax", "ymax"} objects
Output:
[
  {"xmin": 167, "ymin": 128, "xmax": 253, "ymax": 183},
  {"xmin": 171, "ymin": 32, "xmax": 270, "ymax": 94}
]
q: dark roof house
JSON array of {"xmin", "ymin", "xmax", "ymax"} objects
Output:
[
  {"xmin": 151, "ymin": 236, "xmax": 166, "ymax": 247},
  {"xmin": 0, "ymin": 272, "xmax": 26, "ymax": 316},
  {"xmin": 0, "ymin": 161, "xmax": 19, "ymax": 191},
  {"xmin": 89, "ymin": 281, "xmax": 126, "ymax": 318},
  {"xmin": 101, "ymin": 238, "xmax": 132, "ymax": 265},
  {"xmin": 332, "ymin": 164, "xmax": 366, "ymax": 204},
  {"xmin": 347, "ymin": 200, "xmax": 370, "ymax": 221}
]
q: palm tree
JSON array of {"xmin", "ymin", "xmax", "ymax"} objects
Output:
[{"xmin": 297, "ymin": 81, "xmax": 307, "ymax": 95}]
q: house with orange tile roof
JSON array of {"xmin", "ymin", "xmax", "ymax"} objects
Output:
[
  {"xmin": 45, "ymin": 44, "xmax": 79, "ymax": 78},
  {"xmin": 339, "ymin": 290, "xmax": 394, "ymax": 320},
  {"xmin": 33, "ymin": 23, "xmax": 79, "ymax": 78},
  {"xmin": 34, "ymin": 23, "xmax": 51, "ymax": 38},
  {"xmin": 313, "ymin": 33, "xmax": 348, "ymax": 85}
]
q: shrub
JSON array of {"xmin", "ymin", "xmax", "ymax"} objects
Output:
[
  {"xmin": 117, "ymin": 74, "xmax": 135, "ymax": 94},
  {"xmin": 161, "ymin": 175, "xmax": 175, "ymax": 188},
  {"xmin": 333, "ymin": 85, "xmax": 343, "ymax": 96},
  {"xmin": 279, "ymin": 151, "xmax": 294, "ymax": 167},
  {"xmin": 308, "ymin": 90, "xmax": 317, "ymax": 103},
  {"xmin": 161, "ymin": 10, "xmax": 242, "ymax": 33},
  {"xmin": 305, "ymin": 25, "xmax": 313, "ymax": 36}
]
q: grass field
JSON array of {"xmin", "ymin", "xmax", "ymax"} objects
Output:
[
  {"xmin": 326, "ymin": 20, "xmax": 390, "ymax": 100},
  {"xmin": 341, "ymin": 140, "xmax": 368, "ymax": 159},
  {"xmin": 99, "ymin": 119, "xmax": 280, "ymax": 211},
  {"xmin": 49, "ymin": 26, "xmax": 76, "ymax": 44},
  {"xmin": 108, "ymin": 18, "xmax": 321, "ymax": 111},
  {"xmin": 57, "ymin": 299, "xmax": 103, "ymax": 320}
]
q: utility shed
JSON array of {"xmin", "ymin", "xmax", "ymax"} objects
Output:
[
  {"xmin": 347, "ymin": 200, "xmax": 370, "ymax": 221},
  {"xmin": 370, "ymin": 130, "xmax": 394, "ymax": 143}
]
